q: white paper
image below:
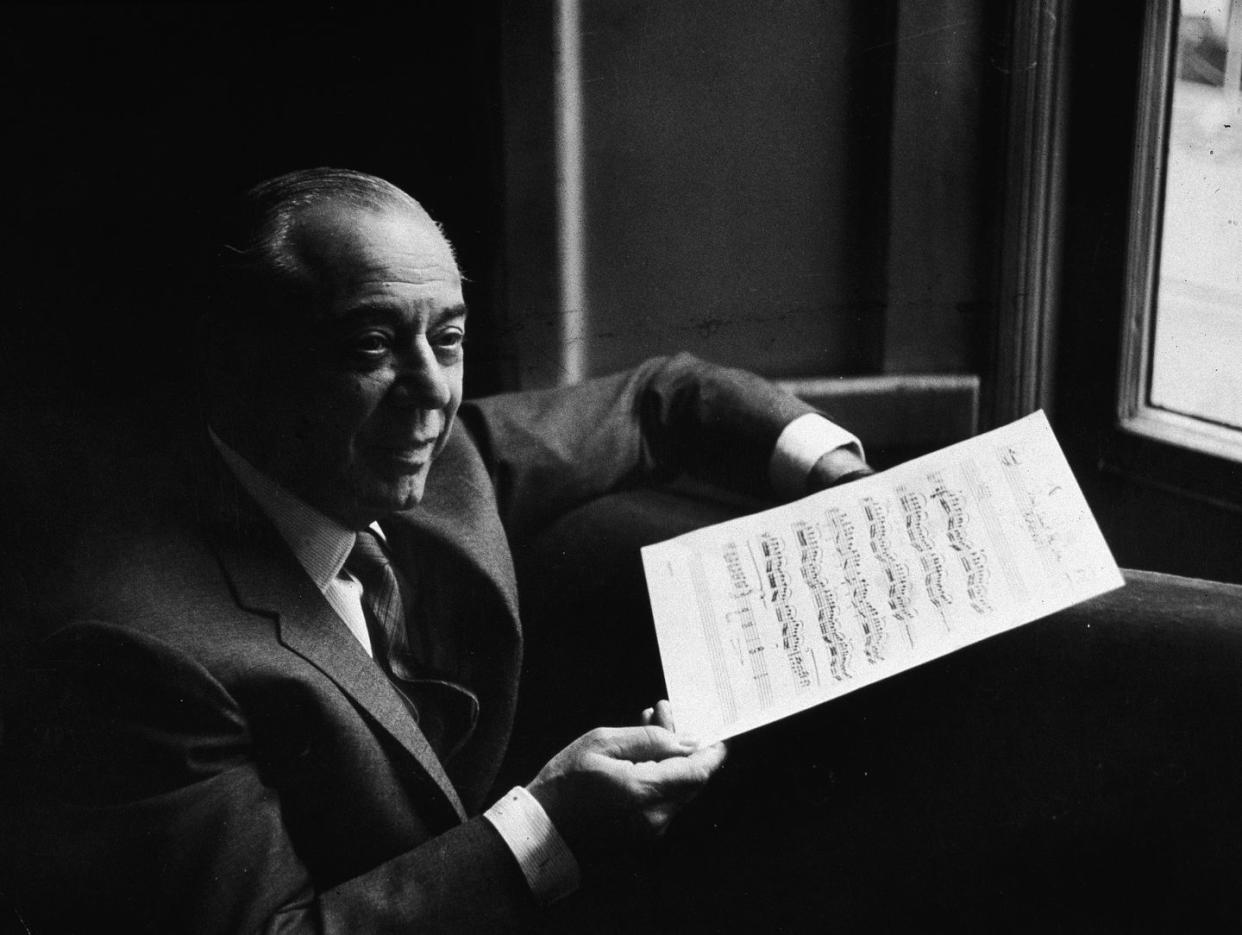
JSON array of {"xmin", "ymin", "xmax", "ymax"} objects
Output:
[{"xmin": 642, "ymin": 412, "xmax": 1123, "ymax": 743}]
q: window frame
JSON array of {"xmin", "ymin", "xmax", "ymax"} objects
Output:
[{"xmin": 1117, "ymin": 0, "xmax": 1242, "ymax": 466}]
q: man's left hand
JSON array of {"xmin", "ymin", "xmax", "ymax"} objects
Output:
[{"xmin": 806, "ymin": 446, "xmax": 874, "ymax": 492}]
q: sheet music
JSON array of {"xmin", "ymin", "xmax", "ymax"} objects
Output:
[{"xmin": 642, "ymin": 412, "xmax": 1123, "ymax": 743}]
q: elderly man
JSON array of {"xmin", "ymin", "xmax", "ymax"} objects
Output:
[{"xmin": 1, "ymin": 168, "xmax": 870, "ymax": 933}]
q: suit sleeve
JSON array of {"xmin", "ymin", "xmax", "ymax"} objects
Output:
[
  {"xmin": 2, "ymin": 622, "xmax": 538, "ymax": 935},
  {"xmin": 457, "ymin": 352, "xmax": 821, "ymax": 538}
]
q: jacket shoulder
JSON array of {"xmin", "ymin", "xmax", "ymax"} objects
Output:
[{"xmin": 55, "ymin": 518, "xmax": 253, "ymax": 651}]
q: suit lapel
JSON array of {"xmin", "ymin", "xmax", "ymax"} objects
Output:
[
  {"xmin": 196, "ymin": 425, "xmax": 520, "ymax": 819},
  {"xmin": 405, "ymin": 427, "xmax": 521, "ymax": 623},
  {"xmin": 384, "ymin": 428, "xmax": 524, "ymax": 809},
  {"xmin": 208, "ymin": 495, "xmax": 469, "ymax": 824}
]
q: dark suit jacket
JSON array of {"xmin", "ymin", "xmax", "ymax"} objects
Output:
[{"xmin": 1, "ymin": 354, "xmax": 816, "ymax": 934}]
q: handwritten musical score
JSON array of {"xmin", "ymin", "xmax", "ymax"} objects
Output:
[{"xmin": 642, "ymin": 412, "xmax": 1123, "ymax": 743}]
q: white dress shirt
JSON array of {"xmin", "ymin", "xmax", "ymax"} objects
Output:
[
  {"xmin": 210, "ymin": 430, "xmax": 376, "ymax": 656},
  {"xmin": 209, "ymin": 413, "xmax": 861, "ymax": 906},
  {"xmin": 769, "ymin": 412, "xmax": 865, "ymax": 497}
]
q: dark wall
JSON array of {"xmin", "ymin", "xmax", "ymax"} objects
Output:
[
  {"xmin": 7, "ymin": 3, "xmax": 1004, "ymax": 404},
  {"xmin": 501, "ymin": 0, "xmax": 1003, "ymax": 389},
  {"xmin": 884, "ymin": 0, "xmax": 1001, "ymax": 374},
  {"xmin": 578, "ymin": 0, "xmax": 892, "ymax": 380},
  {"xmin": 2, "ymin": 4, "xmax": 509, "ymax": 417}
]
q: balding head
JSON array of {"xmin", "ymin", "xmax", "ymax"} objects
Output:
[{"xmin": 208, "ymin": 167, "xmax": 455, "ymax": 328}]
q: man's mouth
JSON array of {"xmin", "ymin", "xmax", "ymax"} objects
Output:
[{"xmin": 373, "ymin": 438, "xmax": 438, "ymax": 468}]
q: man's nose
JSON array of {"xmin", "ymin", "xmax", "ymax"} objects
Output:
[{"xmin": 389, "ymin": 339, "xmax": 453, "ymax": 409}]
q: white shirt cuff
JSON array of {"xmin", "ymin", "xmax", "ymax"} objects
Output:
[
  {"xmin": 483, "ymin": 786, "xmax": 581, "ymax": 905},
  {"xmin": 769, "ymin": 413, "xmax": 865, "ymax": 498}
]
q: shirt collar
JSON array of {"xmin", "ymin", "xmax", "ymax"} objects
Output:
[{"xmin": 208, "ymin": 428, "xmax": 360, "ymax": 591}]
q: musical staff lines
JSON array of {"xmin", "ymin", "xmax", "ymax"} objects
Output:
[
  {"xmin": 723, "ymin": 541, "xmax": 774, "ymax": 708},
  {"xmin": 827, "ymin": 507, "xmax": 888, "ymax": 665},
  {"xmin": 689, "ymin": 551, "xmax": 738, "ymax": 724},
  {"xmin": 793, "ymin": 521, "xmax": 852, "ymax": 682},
  {"xmin": 897, "ymin": 486, "xmax": 953, "ymax": 632},
  {"xmin": 645, "ymin": 412, "xmax": 1123, "ymax": 742},
  {"xmin": 862, "ymin": 496, "xmax": 916, "ymax": 649},
  {"xmin": 929, "ymin": 471, "xmax": 993, "ymax": 616},
  {"xmin": 959, "ymin": 459, "xmax": 1027, "ymax": 605},
  {"xmin": 759, "ymin": 533, "xmax": 814, "ymax": 690}
]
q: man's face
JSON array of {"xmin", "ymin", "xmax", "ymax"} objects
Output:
[{"xmin": 239, "ymin": 203, "xmax": 465, "ymax": 528}]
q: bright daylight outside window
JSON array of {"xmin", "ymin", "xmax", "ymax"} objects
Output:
[{"xmin": 1147, "ymin": 1, "xmax": 1242, "ymax": 442}]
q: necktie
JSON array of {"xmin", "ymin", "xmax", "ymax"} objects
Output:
[{"xmin": 345, "ymin": 529, "xmax": 478, "ymax": 760}]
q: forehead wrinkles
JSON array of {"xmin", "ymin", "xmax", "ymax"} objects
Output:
[
  {"xmin": 285, "ymin": 205, "xmax": 460, "ymax": 301},
  {"xmin": 345, "ymin": 253, "xmax": 460, "ymax": 289}
]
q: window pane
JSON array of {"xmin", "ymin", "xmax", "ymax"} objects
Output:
[{"xmin": 1149, "ymin": 0, "xmax": 1242, "ymax": 429}]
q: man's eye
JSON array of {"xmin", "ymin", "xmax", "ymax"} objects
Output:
[
  {"xmin": 353, "ymin": 332, "xmax": 391, "ymax": 356},
  {"xmin": 433, "ymin": 329, "xmax": 465, "ymax": 352}
]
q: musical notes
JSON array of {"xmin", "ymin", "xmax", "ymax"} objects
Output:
[{"xmin": 643, "ymin": 411, "xmax": 1123, "ymax": 743}]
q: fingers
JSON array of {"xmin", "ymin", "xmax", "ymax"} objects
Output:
[
  {"xmin": 632, "ymin": 742, "xmax": 728, "ymax": 837},
  {"xmin": 638, "ymin": 799, "xmax": 685, "ymax": 839},
  {"xmin": 528, "ymin": 726, "xmax": 728, "ymax": 860},
  {"xmin": 591, "ymin": 725, "xmax": 722, "ymax": 798},
  {"xmin": 651, "ymin": 699, "xmax": 676, "ymax": 731},
  {"xmin": 692, "ymin": 739, "xmax": 728, "ymax": 773},
  {"xmin": 625, "ymin": 740, "xmax": 728, "ymax": 790},
  {"xmin": 640, "ymin": 700, "xmax": 676, "ymax": 731},
  {"xmin": 597, "ymin": 724, "xmax": 699, "ymax": 763}
]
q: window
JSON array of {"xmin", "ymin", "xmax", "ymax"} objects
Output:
[{"xmin": 1121, "ymin": 0, "xmax": 1242, "ymax": 462}]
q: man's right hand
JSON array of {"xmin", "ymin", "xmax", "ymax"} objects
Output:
[{"xmin": 526, "ymin": 720, "xmax": 727, "ymax": 873}]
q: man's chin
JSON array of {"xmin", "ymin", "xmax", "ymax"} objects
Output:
[{"xmin": 353, "ymin": 474, "xmax": 426, "ymax": 521}]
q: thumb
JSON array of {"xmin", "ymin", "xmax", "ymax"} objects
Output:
[{"xmin": 597, "ymin": 725, "xmax": 701, "ymax": 763}]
